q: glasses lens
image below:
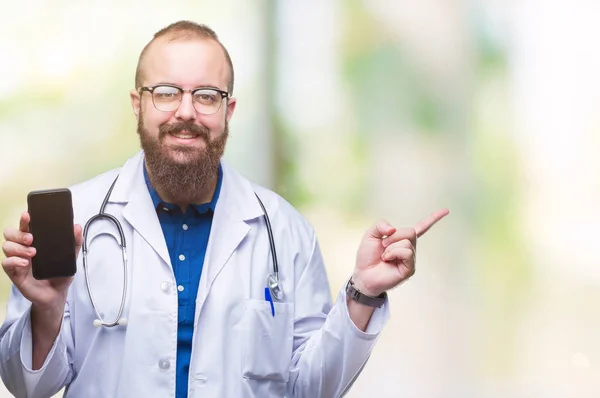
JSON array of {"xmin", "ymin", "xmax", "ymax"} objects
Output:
[
  {"xmin": 192, "ymin": 89, "xmax": 223, "ymax": 115},
  {"xmin": 152, "ymin": 86, "xmax": 181, "ymax": 112}
]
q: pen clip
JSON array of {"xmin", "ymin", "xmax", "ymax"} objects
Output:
[{"xmin": 264, "ymin": 287, "xmax": 275, "ymax": 317}]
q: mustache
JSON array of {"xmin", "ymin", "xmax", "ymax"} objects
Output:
[{"xmin": 158, "ymin": 121, "xmax": 210, "ymax": 140}]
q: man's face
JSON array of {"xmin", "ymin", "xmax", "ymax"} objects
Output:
[{"xmin": 130, "ymin": 38, "xmax": 236, "ymax": 200}]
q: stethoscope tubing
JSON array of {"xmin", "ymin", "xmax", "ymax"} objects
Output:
[{"xmin": 82, "ymin": 175, "xmax": 282, "ymax": 328}]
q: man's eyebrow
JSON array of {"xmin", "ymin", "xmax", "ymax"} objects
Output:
[
  {"xmin": 152, "ymin": 83, "xmax": 225, "ymax": 91},
  {"xmin": 192, "ymin": 85, "xmax": 226, "ymax": 91}
]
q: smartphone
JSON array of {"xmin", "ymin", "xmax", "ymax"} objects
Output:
[{"xmin": 27, "ymin": 188, "xmax": 77, "ymax": 280}]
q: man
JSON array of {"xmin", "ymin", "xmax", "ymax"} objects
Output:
[{"xmin": 0, "ymin": 21, "xmax": 448, "ymax": 397}]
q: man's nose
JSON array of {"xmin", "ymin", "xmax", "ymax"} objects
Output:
[{"xmin": 175, "ymin": 92, "xmax": 196, "ymax": 120}]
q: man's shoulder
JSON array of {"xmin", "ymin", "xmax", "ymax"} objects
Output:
[
  {"xmin": 68, "ymin": 167, "xmax": 122, "ymax": 199},
  {"xmin": 222, "ymin": 163, "xmax": 309, "ymax": 227},
  {"xmin": 247, "ymin": 180, "xmax": 315, "ymax": 241},
  {"xmin": 68, "ymin": 151, "xmax": 142, "ymax": 201},
  {"xmin": 65, "ymin": 167, "xmax": 122, "ymax": 223}
]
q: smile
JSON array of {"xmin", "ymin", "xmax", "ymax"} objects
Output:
[{"xmin": 170, "ymin": 131, "xmax": 199, "ymax": 139}]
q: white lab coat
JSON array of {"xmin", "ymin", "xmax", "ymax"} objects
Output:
[{"xmin": 0, "ymin": 151, "xmax": 390, "ymax": 398}]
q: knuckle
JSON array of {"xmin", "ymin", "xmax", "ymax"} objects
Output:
[
  {"xmin": 1, "ymin": 241, "xmax": 11, "ymax": 256},
  {"xmin": 2, "ymin": 257, "xmax": 17, "ymax": 271},
  {"xmin": 409, "ymin": 228, "xmax": 417, "ymax": 240}
]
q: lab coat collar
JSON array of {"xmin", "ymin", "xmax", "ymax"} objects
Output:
[
  {"xmin": 107, "ymin": 152, "xmax": 170, "ymax": 267},
  {"xmin": 107, "ymin": 151, "xmax": 143, "ymax": 205},
  {"xmin": 106, "ymin": 151, "xmax": 265, "ymax": 284},
  {"xmin": 217, "ymin": 159, "xmax": 264, "ymax": 222}
]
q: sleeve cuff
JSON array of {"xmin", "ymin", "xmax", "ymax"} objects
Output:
[
  {"xmin": 19, "ymin": 307, "xmax": 67, "ymax": 391},
  {"xmin": 339, "ymin": 282, "xmax": 391, "ymax": 338}
]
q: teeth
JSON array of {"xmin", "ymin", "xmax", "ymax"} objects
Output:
[{"xmin": 171, "ymin": 133, "xmax": 197, "ymax": 139}]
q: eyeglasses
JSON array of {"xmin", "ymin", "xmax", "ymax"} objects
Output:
[{"xmin": 137, "ymin": 84, "xmax": 230, "ymax": 115}]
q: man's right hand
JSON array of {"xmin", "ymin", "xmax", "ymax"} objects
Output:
[{"xmin": 2, "ymin": 211, "xmax": 83, "ymax": 311}]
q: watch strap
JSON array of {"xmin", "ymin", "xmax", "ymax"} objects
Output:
[{"xmin": 346, "ymin": 279, "xmax": 387, "ymax": 308}]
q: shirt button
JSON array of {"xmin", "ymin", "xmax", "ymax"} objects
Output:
[
  {"xmin": 179, "ymin": 254, "xmax": 185, "ymax": 261},
  {"xmin": 178, "ymin": 285, "xmax": 184, "ymax": 292},
  {"xmin": 182, "ymin": 224, "xmax": 189, "ymax": 231},
  {"xmin": 158, "ymin": 358, "xmax": 170, "ymax": 370},
  {"xmin": 161, "ymin": 282, "xmax": 170, "ymax": 293}
]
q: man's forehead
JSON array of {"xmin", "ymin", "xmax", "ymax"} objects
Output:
[
  {"xmin": 148, "ymin": 36, "xmax": 222, "ymax": 55},
  {"xmin": 141, "ymin": 38, "xmax": 229, "ymax": 86}
]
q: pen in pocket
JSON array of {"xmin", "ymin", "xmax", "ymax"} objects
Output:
[{"xmin": 264, "ymin": 287, "xmax": 275, "ymax": 317}]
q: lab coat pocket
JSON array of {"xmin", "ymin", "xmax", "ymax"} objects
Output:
[{"xmin": 237, "ymin": 299, "xmax": 294, "ymax": 383}]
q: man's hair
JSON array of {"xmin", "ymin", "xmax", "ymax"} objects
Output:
[{"xmin": 134, "ymin": 20, "xmax": 235, "ymax": 94}]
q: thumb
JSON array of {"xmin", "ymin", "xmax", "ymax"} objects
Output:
[
  {"xmin": 74, "ymin": 224, "xmax": 83, "ymax": 253},
  {"xmin": 368, "ymin": 220, "xmax": 396, "ymax": 240}
]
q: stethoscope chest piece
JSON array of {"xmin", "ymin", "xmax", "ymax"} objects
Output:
[{"xmin": 267, "ymin": 273, "xmax": 283, "ymax": 302}]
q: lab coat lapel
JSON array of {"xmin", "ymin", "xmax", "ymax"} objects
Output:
[
  {"xmin": 109, "ymin": 151, "xmax": 171, "ymax": 269},
  {"xmin": 196, "ymin": 162, "xmax": 263, "ymax": 308}
]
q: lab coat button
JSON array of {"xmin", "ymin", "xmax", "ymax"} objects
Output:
[
  {"xmin": 161, "ymin": 282, "xmax": 170, "ymax": 293},
  {"xmin": 194, "ymin": 374, "xmax": 207, "ymax": 385},
  {"xmin": 158, "ymin": 358, "xmax": 170, "ymax": 370}
]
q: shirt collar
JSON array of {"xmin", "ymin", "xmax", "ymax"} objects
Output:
[{"xmin": 143, "ymin": 162, "xmax": 223, "ymax": 215}]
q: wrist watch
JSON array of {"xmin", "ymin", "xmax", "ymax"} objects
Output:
[{"xmin": 346, "ymin": 278, "xmax": 387, "ymax": 308}]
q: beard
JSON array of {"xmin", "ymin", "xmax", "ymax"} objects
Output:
[{"xmin": 137, "ymin": 114, "xmax": 229, "ymax": 204}]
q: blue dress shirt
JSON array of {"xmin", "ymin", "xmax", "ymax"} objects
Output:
[{"xmin": 143, "ymin": 164, "xmax": 222, "ymax": 398}]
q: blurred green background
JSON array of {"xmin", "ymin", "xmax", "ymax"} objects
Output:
[{"xmin": 1, "ymin": 1, "xmax": 599, "ymax": 397}]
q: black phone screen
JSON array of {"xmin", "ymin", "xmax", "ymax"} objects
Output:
[{"xmin": 27, "ymin": 188, "xmax": 77, "ymax": 280}]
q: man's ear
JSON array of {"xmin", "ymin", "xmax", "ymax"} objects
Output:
[
  {"xmin": 130, "ymin": 89, "xmax": 141, "ymax": 121},
  {"xmin": 225, "ymin": 97, "xmax": 237, "ymax": 124}
]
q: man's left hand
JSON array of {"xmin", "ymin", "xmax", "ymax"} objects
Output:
[{"xmin": 352, "ymin": 208, "xmax": 449, "ymax": 297}]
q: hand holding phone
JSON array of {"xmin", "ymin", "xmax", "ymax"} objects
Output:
[
  {"xmin": 1, "ymin": 189, "xmax": 83, "ymax": 310},
  {"xmin": 2, "ymin": 197, "xmax": 84, "ymax": 369}
]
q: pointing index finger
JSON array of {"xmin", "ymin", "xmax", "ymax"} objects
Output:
[{"xmin": 414, "ymin": 208, "xmax": 449, "ymax": 238}]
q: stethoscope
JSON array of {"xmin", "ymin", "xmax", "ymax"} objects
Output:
[{"xmin": 82, "ymin": 175, "xmax": 283, "ymax": 328}]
